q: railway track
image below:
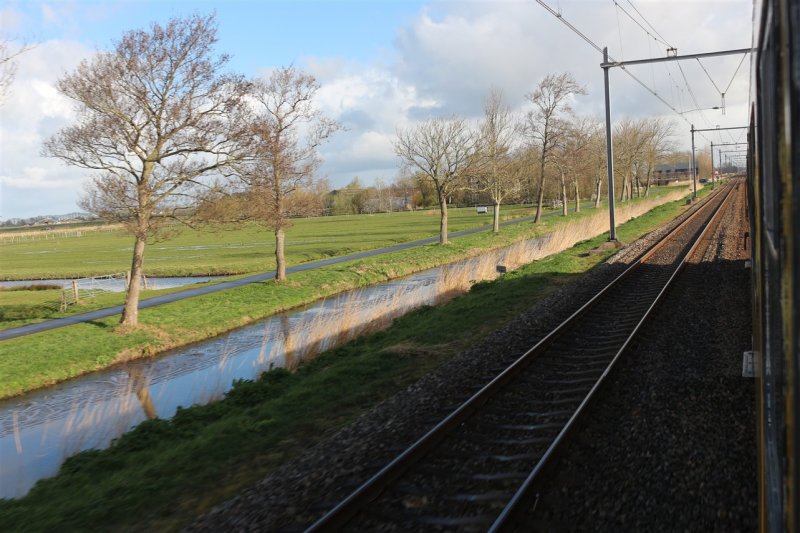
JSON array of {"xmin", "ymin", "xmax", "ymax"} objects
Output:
[{"xmin": 306, "ymin": 183, "xmax": 738, "ymax": 532}]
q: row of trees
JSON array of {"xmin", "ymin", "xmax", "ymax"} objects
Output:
[
  {"xmin": 395, "ymin": 74, "xmax": 677, "ymax": 244},
  {"xmin": 43, "ymin": 14, "xmax": 678, "ymax": 328}
]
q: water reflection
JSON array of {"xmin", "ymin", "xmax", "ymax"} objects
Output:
[{"xmin": 0, "ymin": 276, "xmax": 224, "ymax": 292}]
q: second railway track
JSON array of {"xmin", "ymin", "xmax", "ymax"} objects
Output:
[{"xmin": 306, "ymin": 182, "xmax": 739, "ymax": 532}]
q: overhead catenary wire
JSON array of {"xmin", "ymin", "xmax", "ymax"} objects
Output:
[
  {"xmin": 696, "ymin": 58, "xmax": 724, "ymax": 94},
  {"xmin": 534, "ymin": 0, "xmax": 721, "ymax": 143},
  {"xmin": 611, "ymin": 0, "xmax": 737, "ymax": 140},
  {"xmin": 614, "ymin": 3, "xmax": 626, "ymax": 60},
  {"xmin": 613, "ymin": 0, "xmax": 672, "ymax": 49},
  {"xmin": 723, "ymin": 53, "xmax": 747, "ymax": 94},
  {"xmin": 625, "ymin": 0, "xmax": 675, "ymax": 50},
  {"xmin": 535, "ymin": 0, "xmax": 685, "ymax": 119}
]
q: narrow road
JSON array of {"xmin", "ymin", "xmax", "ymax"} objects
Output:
[{"xmin": 0, "ymin": 208, "xmax": 584, "ymax": 341}]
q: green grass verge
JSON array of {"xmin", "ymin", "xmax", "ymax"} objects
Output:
[
  {"xmin": 0, "ymin": 191, "xmax": 698, "ymax": 532},
  {"xmin": 0, "ymin": 189, "xmax": 691, "ymax": 399}
]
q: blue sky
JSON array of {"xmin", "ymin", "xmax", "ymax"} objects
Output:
[
  {"xmin": 10, "ymin": 1, "xmax": 426, "ymax": 70},
  {"xmin": 0, "ymin": 0, "xmax": 753, "ymax": 219}
]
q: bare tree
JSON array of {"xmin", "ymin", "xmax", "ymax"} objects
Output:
[
  {"xmin": 395, "ymin": 117, "xmax": 478, "ymax": 244},
  {"xmin": 551, "ymin": 117, "xmax": 601, "ymax": 215},
  {"xmin": 475, "ymin": 88, "xmax": 520, "ymax": 232},
  {"xmin": 524, "ymin": 72, "xmax": 586, "ymax": 223},
  {"xmin": 641, "ymin": 118, "xmax": 674, "ymax": 196},
  {"xmin": 0, "ymin": 37, "xmax": 33, "ymax": 103},
  {"xmin": 233, "ymin": 66, "xmax": 340, "ymax": 281},
  {"xmin": 590, "ymin": 127, "xmax": 608, "ymax": 208},
  {"xmin": 44, "ymin": 14, "xmax": 250, "ymax": 327},
  {"xmin": 613, "ymin": 118, "xmax": 651, "ymax": 201}
]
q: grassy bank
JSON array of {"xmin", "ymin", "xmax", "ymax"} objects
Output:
[{"xmin": 0, "ymin": 191, "xmax": 700, "ymax": 532}]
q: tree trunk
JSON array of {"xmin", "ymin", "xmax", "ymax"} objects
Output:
[
  {"xmin": 560, "ymin": 171, "xmax": 568, "ymax": 216},
  {"xmin": 574, "ymin": 180, "xmax": 580, "ymax": 213},
  {"xmin": 534, "ymin": 155, "xmax": 546, "ymax": 223},
  {"xmin": 493, "ymin": 200, "xmax": 501, "ymax": 233},
  {"xmin": 275, "ymin": 227, "xmax": 286, "ymax": 280},
  {"xmin": 534, "ymin": 176, "xmax": 546, "ymax": 223},
  {"xmin": 438, "ymin": 187, "xmax": 449, "ymax": 244},
  {"xmin": 620, "ymin": 173, "xmax": 628, "ymax": 202},
  {"xmin": 120, "ymin": 233, "xmax": 146, "ymax": 327},
  {"xmin": 594, "ymin": 175, "xmax": 602, "ymax": 208},
  {"xmin": 644, "ymin": 164, "xmax": 652, "ymax": 197}
]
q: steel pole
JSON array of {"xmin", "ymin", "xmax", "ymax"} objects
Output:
[
  {"xmin": 710, "ymin": 141, "xmax": 715, "ymax": 187},
  {"xmin": 603, "ymin": 47, "xmax": 617, "ymax": 241},
  {"xmin": 690, "ymin": 124, "xmax": 697, "ymax": 200}
]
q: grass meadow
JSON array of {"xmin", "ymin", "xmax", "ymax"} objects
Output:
[
  {"xmin": 0, "ymin": 190, "xmax": 702, "ymax": 532},
  {"xmin": 0, "ymin": 205, "xmax": 540, "ymax": 280}
]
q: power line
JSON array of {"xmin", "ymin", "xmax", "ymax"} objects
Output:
[
  {"xmin": 534, "ymin": 0, "xmax": 691, "ymax": 125},
  {"xmin": 723, "ymin": 53, "xmax": 747, "ymax": 94},
  {"xmin": 625, "ymin": 0, "xmax": 674, "ymax": 49},
  {"xmin": 535, "ymin": 0, "xmax": 732, "ymax": 144},
  {"xmin": 535, "ymin": 0, "xmax": 604, "ymax": 55},
  {"xmin": 599, "ymin": 3, "xmax": 748, "ymax": 126},
  {"xmin": 614, "ymin": 3, "xmax": 626, "ymax": 60},
  {"xmin": 696, "ymin": 58, "xmax": 723, "ymax": 94},
  {"xmin": 613, "ymin": 0, "xmax": 672, "ymax": 49}
]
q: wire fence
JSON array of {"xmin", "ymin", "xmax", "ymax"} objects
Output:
[{"xmin": 60, "ymin": 272, "xmax": 140, "ymax": 311}]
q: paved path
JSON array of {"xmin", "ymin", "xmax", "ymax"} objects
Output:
[{"xmin": 0, "ymin": 209, "xmax": 574, "ymax": 341}]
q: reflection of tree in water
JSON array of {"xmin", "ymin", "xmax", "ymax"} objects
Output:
[
  {"xmin": 280, "ymin": 314, "xmax": 295, "ymax": 370},
  {"xmin": 127, "ymin": 367, "xmax": 157, "ymax": 420}
]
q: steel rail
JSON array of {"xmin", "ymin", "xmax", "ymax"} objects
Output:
[
  {"xmin": 489, "ymin": 181, "xmax": 739, "ymax": 531},
  {"xmin": 304, "ymin": 185, "xmax": 732, "ymax": 532}
]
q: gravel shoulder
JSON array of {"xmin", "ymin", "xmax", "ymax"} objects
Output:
[{"xmin": 186, "ymin": 190, "xmax": 753, "ymax": 532}]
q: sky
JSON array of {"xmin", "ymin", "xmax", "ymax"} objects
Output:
[{"xmin": 0, "ymin": 0, "xmax": 754, "ymax": 219}]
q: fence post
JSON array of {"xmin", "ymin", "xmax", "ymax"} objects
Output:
[
  {"xmin": 72, "ymin": 279, "xmax": 80, "ymax": 304},
  {"xmin": 125, "ymin": 271, "xmax": 131, "ymax": 289},
  {"xmin": 142, "ymin": 275, "xmax": 148, "ymax": 290}
]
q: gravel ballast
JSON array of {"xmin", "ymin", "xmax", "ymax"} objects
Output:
[
  {"xmin": 532, "ymin": 183, "xmax": 756, "ymax": 531},
  {"xmin": 187, "ymin": 186, "xmax": 755, "ymax": 531}
]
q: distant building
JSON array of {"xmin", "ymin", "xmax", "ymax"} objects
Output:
[{"xmin": 653, "ymin": 162, "xmax": 692, "ymax": 185}]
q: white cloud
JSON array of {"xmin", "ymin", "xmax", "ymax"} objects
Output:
[
  {"xmin": 306, "ymin": 0, "xmax": 753, "ymax": 189},
  {"xmin": 0, "ymin": 38, "xmax": 93, "ymax": 219}
]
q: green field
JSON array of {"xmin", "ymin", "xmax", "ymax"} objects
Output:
[{"xmin": 0, "ymin": 205, "xmax": 540, "ymax": 280}]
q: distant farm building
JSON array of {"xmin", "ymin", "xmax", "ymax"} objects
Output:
[{"xmin": 653, "ymin": 162, "xmax": 693, "ymax": 185}]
